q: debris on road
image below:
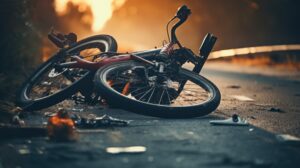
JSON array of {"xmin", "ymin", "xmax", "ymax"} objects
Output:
[
  {"xmin": 249, "ymin": 128, "xmax": 254, "ymax": 132},
  {"xmin": 210, "ymin": 114, "xmax": 249, "ymax": 126},
  {"xmin": 71, "ymin": 107, "xmax": 84, "ymax": 112},
  {"xmin": 276, "ymin": 134, "xmax": 300, "ymax": 145},
  {"xmin": 11, "ymin": 114, "xmax": 25, "ymax": 126},
  {"xmin": 268, "ymin": 107, "xmax": 284, "ymax": 113},
  {"xmin": 47, "ymin": 108, "xmax": 77, "ymax": 141},
  {"xmin": 74, "ymin": 114, "xmax": 130, "ymax": 128},
  {"xmin": 230, "ymin": 95, "xmax": 254, "ymax": 101},
  {"xmin": 227, "ymin": 85, "xmax": 241, "ymax": 89},
  {"xmin": 248, "ymin": 116, "xmax": 256, "ymax": 120},
  {"xmin": 106, "ymin": 146, "xmax": 147, "ymax": 154},
  {"xmin": 18, "ymin": 148, "xmax": 31, "ymax": 155}
]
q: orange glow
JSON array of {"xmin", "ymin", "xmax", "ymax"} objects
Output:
[
  {"xmin": 42, "ymin": 45, "xmax": 52, "ymax": 62},
  {"xmin": 48, "ymin": 115, "xmax": 74, "ymax": 127},
  {"xmin": 210, "ymin": 44, "xmax": 300, "ymax": 59},
  {"xmin": 53, "ymin": 0, "xmax": 126, "ymax": 32},
  {"xmin": 122, "ymin": 82, "xmax": 131, "ymax": 95}
]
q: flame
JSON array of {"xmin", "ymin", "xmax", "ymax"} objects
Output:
[{"xmin": 53, "ymin": 0, "xmax": 126, "ymax": 32}]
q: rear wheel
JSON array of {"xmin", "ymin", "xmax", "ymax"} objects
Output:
[
  {"xmin": 94, "ymin": 61, "xmax": 221, "ymax": 118},
  {"xmin": 17, "ymin": 35, "xmax": 117, "ymax": 110}
]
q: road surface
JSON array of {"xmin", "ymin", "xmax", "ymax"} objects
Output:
[{"xmin": 0, "ymin": 62, "xmax": 299, "ymax": 168}]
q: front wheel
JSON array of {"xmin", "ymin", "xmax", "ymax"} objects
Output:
[{"xmin": 94, "ymin": 61, "xmax": 221, "ymax": 118}]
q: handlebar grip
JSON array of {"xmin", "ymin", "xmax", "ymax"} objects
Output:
[{"xmin": 176, "ymin": 5, "xmax": 191, "ymax": 20}]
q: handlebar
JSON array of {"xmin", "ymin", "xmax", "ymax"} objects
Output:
[{"xmin": 170, "ymin": 5, "xmax": 191, "ymax": 47}]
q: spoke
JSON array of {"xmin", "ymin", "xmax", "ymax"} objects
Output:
[
  {"xmin": 129, "ymin": 86, "xmax": 153, "ymax": 97},
  {"xmin": 164, "ymin": 88, "xmax": 171, "ymax": 105},
  {"xmin": 158, "ymin": 89, "xmax": 165, "ymax": 104},
  {"xmin": 130, "ymin": 86, "xmax": 149, "ymax": 94},
  {"xmin": 139, "ymin": 87, "xmax": 154, "ymax": 101},
  {"xmin": 147, "ymin": 87, "xmax": 156, "ymax": 103}
]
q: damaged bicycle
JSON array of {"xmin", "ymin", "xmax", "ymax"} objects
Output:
[{"xmin": 17, "ymin": 5, "xmax": 221, "ymax": 118}]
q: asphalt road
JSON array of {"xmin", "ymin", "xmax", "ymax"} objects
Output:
[
  {"xmin": 201, "ymin": 62, "xmax": 300, "ymax": 137},
  {"xmin": 0, "ymin": 62, "xmax": 300, "ymax": 168}
]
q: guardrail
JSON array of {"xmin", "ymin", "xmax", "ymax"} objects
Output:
[{"xmin": 209, "ymin": 44, "xmax": 300, "ymax": 59}]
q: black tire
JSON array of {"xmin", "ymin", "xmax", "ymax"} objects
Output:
[
  {"xmin": 94, "ymin": 61, "xmax": 221, "ymax": 118},
  {"xmin": 17, "ymin": 35, "xmax": 117, "ymax": 110}
]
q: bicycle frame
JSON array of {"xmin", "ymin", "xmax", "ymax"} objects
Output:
[
  {"xmin": 58, "ymin": 34, "xmax": 216, "ymax": 79},
  {"xmin": 58, "ymin": 48, "xmax": 161, "ymax": 70}
]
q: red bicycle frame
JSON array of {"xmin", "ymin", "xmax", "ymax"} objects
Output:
[{"xmin": 58, "ymin": 48, "xmax": 162, "ymax": 70}]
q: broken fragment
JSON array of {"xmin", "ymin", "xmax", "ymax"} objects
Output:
[
  {"xmin": 276, "ymin": 134, "xmax": 300, "ymax": 145},
  {"xmin": 74, "ymin": 114, "xmax": 129, "ymax": 128},
  {"xmin": 18, "ymin": 148, "xmax": 31, "ymax": 155},
  {"xmin": 106, "ymin": 146, "xmax": 147, "ymax": 154},
  {"xmin": 230, "ymin": 95, "xmax": 254, "ymax": 101},
  {"xmin": 11, "ymin": 115, "xmax": 25, "ymax": 126},
  {"xmin": 210, "ymin": 114, "xmax": 249, "ymax": 126}
]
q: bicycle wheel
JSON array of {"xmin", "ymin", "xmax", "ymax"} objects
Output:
[
  {"xmin": 94, "ymin": 61, "xmax": 221, "ymax": 118},
  {"xmin": 17, "ymin": 35, "xmax": 117, "ymax": 110}
]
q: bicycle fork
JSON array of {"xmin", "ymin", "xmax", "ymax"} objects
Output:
[{"xmin": 177, "ymin": 33, "xmax": 217, "ymax": 93}]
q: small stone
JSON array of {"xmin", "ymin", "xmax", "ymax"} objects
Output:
[
  {"xmin": 227, "ymin": 85, "xmax": 241, "ymax": 89},
  {"xmin": 268, "ymin": 107, "xmax": 284, "ymax": 113},
  {"xmin": 249, "ymin": 116, "xmax": 256, "ymax": 119}
]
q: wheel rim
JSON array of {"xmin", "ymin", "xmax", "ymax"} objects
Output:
[
  {"xmin": 101, "ymin": 63, "xmax": 214, "ymax": 108},
  {"xmin": 25, "ymin": 40, "xmax": 109, "ymax": 101}
]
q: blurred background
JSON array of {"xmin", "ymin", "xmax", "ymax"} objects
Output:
[{"xmin": 0, "ymin": 0, "xmax": 300, "ymax": 101}]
